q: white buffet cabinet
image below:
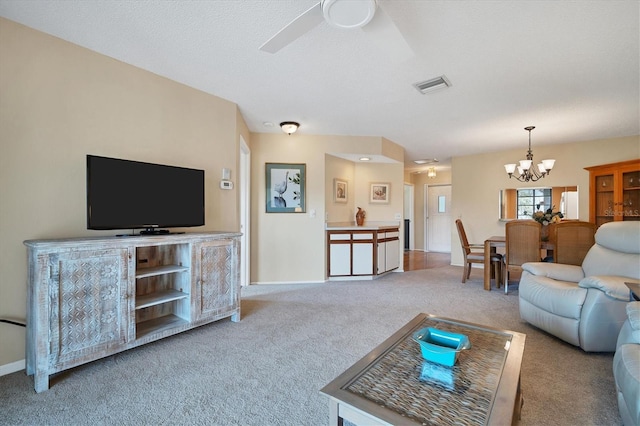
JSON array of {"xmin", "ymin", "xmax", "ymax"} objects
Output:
[
  {"xmin": 24, "ymin": 232, "xmax": 241, "ymax": 392},
  {"xmin": 326, "ymin": 222, "xmax": 400, "ymax": 280}
]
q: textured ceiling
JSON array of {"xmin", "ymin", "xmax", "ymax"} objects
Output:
[{"xmin": 1, "ymin": 0, "xmax": 638, "ymax": 172}]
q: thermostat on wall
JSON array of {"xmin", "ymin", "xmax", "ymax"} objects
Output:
[{"xmin": 220, "ymin": 180, "xmax": 233, "ymax": 190}]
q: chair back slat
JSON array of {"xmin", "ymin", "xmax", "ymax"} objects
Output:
[
  {"xmin": 551, "ymin": 221, "xmax": 596, "ymax": 266},
  {"xmin": 506, "ymin": 220, "xmax": 541, "ymax": 266}
]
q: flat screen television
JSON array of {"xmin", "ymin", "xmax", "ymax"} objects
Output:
[{"xmin": 87, "ymin": 155, "xmax": 205, "ymax": 234}]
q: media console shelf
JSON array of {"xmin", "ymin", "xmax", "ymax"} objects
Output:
[{"xmin": 24, "ymin": 232, "xmax": 241, "ymax": 393}]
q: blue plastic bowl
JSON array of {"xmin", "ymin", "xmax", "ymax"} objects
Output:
[{"xmin": 412, "ymin": 327, "xmax": 471, "ymax": 367}]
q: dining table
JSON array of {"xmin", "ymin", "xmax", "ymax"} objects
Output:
[{"xmin": 483, "ymin": 236, "xmax": 554, "ymax": 291}]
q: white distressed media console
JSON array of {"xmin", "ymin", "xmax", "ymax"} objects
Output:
[{"xmin": 24, "ymin": 232, "xmax": 241, "ymax": 392}]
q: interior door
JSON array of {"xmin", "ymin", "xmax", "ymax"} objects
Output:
[{"xmin": 425, "ymin": 185, "xmax": 452, "ymax": 253}]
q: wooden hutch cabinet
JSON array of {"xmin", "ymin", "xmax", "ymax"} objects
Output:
[{"xmin": 585, "ymin": 159, "xmax": 640, "ymax": 226}]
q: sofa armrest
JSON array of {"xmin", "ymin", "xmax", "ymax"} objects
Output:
[
  {"xmin": 579, "ymin": 275, "xmax": 633, "ymax": 301},
  {"xmin": 627, "ymin": 301, "xmax": 640, "ymax": 330},
  {"xmin": 521, "ymin": 262, "xmax": 585, "ymax": 283}
]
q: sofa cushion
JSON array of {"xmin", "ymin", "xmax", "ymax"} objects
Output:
[
  {"xmin": 521, "ymin": 262, "xmax": 585, "ymax": 283},
  {"xmin": 582, "ymin": 245, "xmax": 640, "ymax": 279},
  {"xmin": 613, "ymin": 344, "xmax": 640, "ymax": 426},
  {"xmin": 596, "ymin": 221, "xmax": 640, "ymax": 254},
  {"xmin": 520, "ymin": 271, "xmax": 587, "ymax": 319},
  {"xmin": 616, "ymin": 320, "xmax": 640, "ymax": 348},
  {"xmin": 579, "ymin": 276, "xmax": 632, "ymax": 302}
]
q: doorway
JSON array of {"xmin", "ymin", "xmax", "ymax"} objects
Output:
[{"xmin": 424, "ymin": 184, "xmax": 452, "ymax": 253}]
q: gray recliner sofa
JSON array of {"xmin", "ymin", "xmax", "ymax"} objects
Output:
[
  {"xmin": 614, "ymin": 301, "xmax": 640, "ymax": 426},
  {"xmin": 518, "ymin": 221, "xmax": 640, "ymax": 352}
]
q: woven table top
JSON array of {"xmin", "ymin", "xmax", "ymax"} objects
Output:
[{"xmin": 344, "ymin": 316, "xmax": 515, "ymax": 426}]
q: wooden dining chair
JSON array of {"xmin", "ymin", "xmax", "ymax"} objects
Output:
[
  {"xmin": 455, "ymin": 219, "xmax": 502, "ymax": 287},
  {"xmin": 504, "ymin": 220, "xmax": 542, "ymax": 294},
  {"xmin": 549, "ymin": 221, "xmax": 596, "ymax": 266}
]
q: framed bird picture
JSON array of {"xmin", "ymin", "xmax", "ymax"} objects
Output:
[
  {"xmin": 266, "ymin": 163, "xmax": 306, "ymax": 213},
  {"xmin": 370, "ymin": 182, "xmax": 390, "ymax": 204}
]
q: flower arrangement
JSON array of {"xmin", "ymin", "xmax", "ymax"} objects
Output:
[{"xmin": 532, "ymin": 207, "xmax": 563, "ymax": 225}]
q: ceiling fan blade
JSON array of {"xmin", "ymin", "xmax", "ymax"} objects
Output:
[
  {"xmin": 361, "ymin": 5, "xmax": 413, "ymax": 61},
  {"xmin": 259, "ymin": 2, "xmax": 324, "ymax": 53}
]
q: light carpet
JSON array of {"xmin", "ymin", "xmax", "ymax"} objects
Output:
[{"xmin": 0, "ymin": 265, "xmax": 620, "ymax": 425}]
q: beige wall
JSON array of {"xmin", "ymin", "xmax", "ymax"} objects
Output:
[
  {"xmin": 450, "ymin": 135, "xmax": 640, "ymax": 266},
  {"xmin": 325, "ymin": 155, "xmax": 356, "ymax": 222},
  {"xmin": 250, "ymin": 133, "xmax": 404, "ymax": 284},
  {"xmin": 0, "ymin": 19, "xmax": 243, "ymax": 367}
]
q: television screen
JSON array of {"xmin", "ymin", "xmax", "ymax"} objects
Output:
[{"xmin": 87, "ymin": 155, "xmax": 205, "ymax": 232}]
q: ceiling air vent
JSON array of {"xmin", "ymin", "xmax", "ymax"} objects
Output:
[{"xmin": 413, "ymin": 75, "xmax": 451, "ymax": 94}]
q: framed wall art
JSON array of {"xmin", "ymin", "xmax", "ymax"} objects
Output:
[
  {"xmin": 266, "ymin": 163, "xmax": 306, "ymax": 213},
  {"xmin": 370, "ymin": 182, "xmax": 390, "ymax": 204},
  {"xmin": 334, "ymin": 179, "xmax": 348, "ymax": 203}
]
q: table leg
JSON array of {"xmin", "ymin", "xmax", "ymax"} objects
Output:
[
  {"xmin": 484, "ymin": 240, "xmax": 491, "ymax": 291},
  {"xmin": 329, "ymin": 400, "xmax": 340, "ymax": 426}
]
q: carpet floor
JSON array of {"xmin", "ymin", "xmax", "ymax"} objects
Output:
[{"xmin": 0, "ymin": 265, "xmax": 621, "ymax": 425}]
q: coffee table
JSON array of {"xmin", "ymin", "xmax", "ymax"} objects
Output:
[{"xmin": 320, "ymin": 313, "xmax": 526, "ymax": 425}]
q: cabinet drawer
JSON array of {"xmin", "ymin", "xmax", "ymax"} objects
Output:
[
  {"xmin": 329, "ymin": 233, "xmax": 351, "ymax": 241},
  {"xmin": 353, "ymin": 233, "xmax": 374, "ymax": 240}
]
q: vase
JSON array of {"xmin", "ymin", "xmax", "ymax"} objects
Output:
[
  {"xmin": 355, "ymin": 207, "xmax": 365, "ymax": 226},
  {"xmin": 541, "ymin": 224, "xmax": 549, "ymax": 242}
]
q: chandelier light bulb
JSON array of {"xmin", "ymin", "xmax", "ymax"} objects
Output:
[
  {"xmin": 519, "ymin": 160, "xmax": 532, "ymax": 170},
  {"xmin": 542, "ymin": 159, "xmax": 556, "ymax": 171}
]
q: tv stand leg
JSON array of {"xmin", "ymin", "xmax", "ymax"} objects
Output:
[{"xmin": 34, "ymin": 370, "xmax": 49, "ymax": 393}]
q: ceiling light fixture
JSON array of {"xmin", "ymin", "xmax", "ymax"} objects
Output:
[
  {"xmin": 414, "ymin": 158, "xmax": 439, "ymax": 165},
  {"xmin": 359, "ymin": 157, "xmax": 371, "ymax": 161},
  {"xmin": 427, "ymin": 167, "xmax": 436, "ymax": 178},
  {"xmin": 504, "ymin": 126, "xmax": 555, "ymax": 182},
  {"xmin": 280, "ymin": 121, "xmax": 299, "ymax": 135}
]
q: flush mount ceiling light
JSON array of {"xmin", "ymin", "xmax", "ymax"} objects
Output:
[
  {"xmin": 414, "ymin": 158, "xmax": 439, "ymax": 165},
  {"xmin": 413, "ymin": 75, "xmax": 451, "ymax": 94},
  {"xmin": 359, "ymin": 157, "xmax": 371, "ymax": 161},
  {"xmin": 504, "ymin": 126, "xmax": 555, "ymax": 182},
  {"xmin": 280, "ymin": 121, "xmax": 300, "ymax": 135}
]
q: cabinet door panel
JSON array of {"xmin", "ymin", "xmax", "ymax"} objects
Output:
[
  {"xmin": 49, "ymin": 249, "xmax": 131, "ymax": 366},
  {"xmin": 352, "ymin": 243, "xmax": 374, "ymax": 275},
  {"xmin": 385, "ymin": 239, "xmax": 400, "ymax": 271},
  {"xmin": 330, "ymin": 243, "xmax": 351, "ymax": 276},
  {"xmin": 193, "ymin": 239, "xmax": 239, "ymax": 322}
]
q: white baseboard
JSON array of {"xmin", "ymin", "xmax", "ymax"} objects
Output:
[{"xmin": 0, "ymin": 359, "xmax": 25, "ymax": 377}]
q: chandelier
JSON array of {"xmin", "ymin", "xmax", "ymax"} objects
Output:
[{"xmin": 504, "ymin": 126, "xmax": 555, "ymax": 182}]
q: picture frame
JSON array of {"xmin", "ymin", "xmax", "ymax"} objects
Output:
[
  {"xmin": 334, "ymin": 179, "xmax": 348, "ymax": 203},
  {"xmin": 370, "ymin": 182, "xmax": 390, "ymax": 204},
  {"xmin": 266, "ymin": 163, "xmax": 306, "ymax": 213}
]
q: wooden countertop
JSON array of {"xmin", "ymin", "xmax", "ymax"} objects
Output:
[{"xmin": 325, "ymin": 221, "xmax": 400, "ymax": 231}]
